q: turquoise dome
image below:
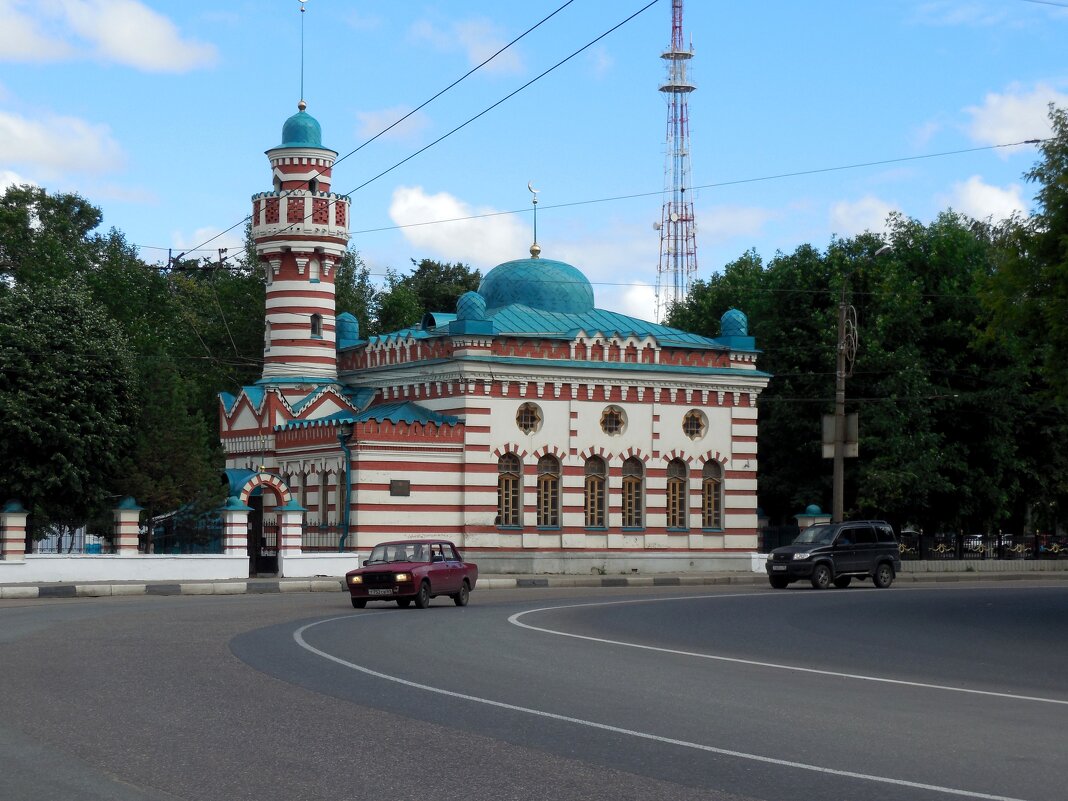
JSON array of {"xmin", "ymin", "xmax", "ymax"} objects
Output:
[
  {"xmin": 456, "ymin": 291, "xmax": 487, "ymax": 320},
  {"xmin": 804, "ymin": 504, "xmax": 823, "ymax": 516},
  {"xmin": 721, "ymin": 308, "xmax": 748, "ymax": 337},
  {"xmin": 479, "ymin": 257, "xmax": 594, "ymax": 314},
  {"xmin": 336, "ymin": 312, "xmax": 359, "ymax": 349},
  {"xmin": 278, "ymin": 109, "xmax": 322, "ymax": 148}
]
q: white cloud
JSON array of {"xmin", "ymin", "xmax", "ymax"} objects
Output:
[
  {"xmin": 0, "ymin": 0, "xmax": 216, "ymax": 72},
  {"xmin": 587, "ymin": 46, "xmax": 614, "ymax": 79},
  {"xmin": 410, "ymin": 17, "xmax": 523, "ymax": 74},
  {"xmin": 170, "ymin": 226, "xmax": 245, "ymax": 259},
  {"xmin": 389, "ymin": 185, "xmax": 528, "ymax": 269},
  {"xmin": 911, "ymin": 2, "xmax": 1008, "ymax": 27},
  {"xmin": 0, "ymin": 110, "xmax": 123, "ymax": 173},
  {"xmin": 965, "ymin": 83, "xmax": 1068, "ymax": 149},
  {"xmin": 0, "ymin": 0, "xmax": 72, "ymax": 61},
  {"xmin": 0, "ymin": 169, "xmax": 34, "ymax": 192},
  {"xmin": 355, "ymin": 106, "xmax": 430, "ymax": 142},
  {"xmin": 699, "ymin": 204, "xmax": 776, "ymax": 242},
  {"xmin": 829, "ymin": 195, "xmax": 900, "ymax": 237},
  {"xmin": 944, "ymin": 175, "xmax": 1028, "ymax": 222},
  {"xmin": 388, "ymin": 185, "xmax": 666, "ymax": 319},
  {"xmin": 58, "ymin": 0, "xmax": 217, "ymax": 72}
]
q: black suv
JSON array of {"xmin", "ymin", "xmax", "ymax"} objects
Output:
[{"xmin": 765, "ymin": 520, "xmax": 901, "ymax": 589}]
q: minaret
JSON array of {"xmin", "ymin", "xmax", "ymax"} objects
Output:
[{"xmin": 250, "ymin": 101, "xmax": 350, "ymax": 386}]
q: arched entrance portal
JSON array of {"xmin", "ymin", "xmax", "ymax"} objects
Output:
[{"xmin": 224, "ymin": 469, "xmax": 296, "ymax": 577}]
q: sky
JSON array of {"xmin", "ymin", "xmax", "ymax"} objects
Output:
[{"xmin": 2, "ymin": 0, "xmax": 1067, "ymax": 321}]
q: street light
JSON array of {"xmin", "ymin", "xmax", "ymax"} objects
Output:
[{"xmin": 337, "ymin": 422, "xmax": 354, "ymax": 552}]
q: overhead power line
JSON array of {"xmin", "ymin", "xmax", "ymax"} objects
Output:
[
  {"xmin": 135, "ymin": 135, "xmax": 1049, "ymax": 258},
  {"xmin": 176, "ymin": 0, "xmax": 586, "ymax": 258}
]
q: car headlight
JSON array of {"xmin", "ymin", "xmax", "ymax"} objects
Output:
[
  {"xmin": 394, "ymin": 573, "xmax": 412, "ymax": 582},
  {"xmin": 792, "ymin": 552, "xmax": 812, "ymax": 560},
  {"xmin": 349, "ymin": 575, "xmax": 362, "ymax": 584}
]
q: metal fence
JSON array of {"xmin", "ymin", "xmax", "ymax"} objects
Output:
[
  {"xmin": 896, "ymin": 531, "xmax": 1067, "ymax": 561},
  {"xmin": 302, "ymin": 524, "xmax": 359, "ymax": 552},
  {"xmin": 29, "ymin": 524, "xmax": 112, "ymax": 554},
  {"xmin": 151, "ymin": 512, "xmax": 223, "ymax": 554},
  {"xmin": 759, "ymin": 525, "xmax": 1068, "ymax": 561}
]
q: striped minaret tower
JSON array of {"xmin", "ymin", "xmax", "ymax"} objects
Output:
[{"xmin": 250, "ymin": 100, "xmax": 350, "ymax": 388}]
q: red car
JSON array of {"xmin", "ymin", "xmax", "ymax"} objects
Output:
[{"xmin": 345, "ymin": 539, "xmax": 478, "ymax": 609}]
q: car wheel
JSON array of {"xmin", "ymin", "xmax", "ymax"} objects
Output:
[
  {"xmin": 873, "ymin": 563, "xmax": 894, "ymax": 588},
  {"xmin": 396, "ymin": 598, "xmax": 411, "ymax": 608},
  {"xmin": 810, "ymin": 563, "xmax": 833, "ymax": 590},
  {"xmin": 769, "ymin": 576, "xmax": 789, "ymax": 589},
  {"xmin": 350, "ymin": 597, "xmax": 366, "ymax": 609},
  {"xmin": 414, "ymin": 581, "xmax": 431, "ymax": 609},
  {"xmin": 453, "ymin": 580, "xmax": 470, "ymax": 606},
  {"xmin": 833, "ymin": 576, "xmax": 852, "ymax": 589}
]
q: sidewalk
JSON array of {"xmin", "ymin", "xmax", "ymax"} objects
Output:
[{"xmin": 3, "ymin": 568, "xmax": 1068, "ymax": 599}]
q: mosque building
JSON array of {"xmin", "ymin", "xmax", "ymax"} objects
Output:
[{"xmin": 218, "ymin": 103, "xmax": 770, "ymax": 574}]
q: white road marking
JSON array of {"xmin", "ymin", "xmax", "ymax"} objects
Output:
[
  {"xmin": 293, "ymin": 613, "xmax": 1036, "ymax": 801},
  {"xmin": 508, "ymin": 593, "xmax": 1068, "ymax": 707}
]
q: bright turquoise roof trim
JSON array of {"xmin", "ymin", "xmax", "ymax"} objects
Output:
[
  {"xmin": 276, "ymin": 402, "xmax": 459, "ymax": 431},
  {"xmin": 458, "ymin": 354, "xmax": 771, "ymax": 378}
]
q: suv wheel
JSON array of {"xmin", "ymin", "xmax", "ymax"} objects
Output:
[
  {"xmin": 810, "ymin": 563, "xmax": 833, "ymax": 590},
  {"xmin": 873, "ymin": 563, "xmax": 894, "ymax": 589},
  {"xmin": 833, "ymin": 576, "xmax": 852, "ymax": 589},
  {"xmin": 769, "ymin": 576, "xmax": 789, "ymax": 589}
]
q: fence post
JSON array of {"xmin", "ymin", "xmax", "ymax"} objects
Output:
[
  {"xmin": 277, "ymin": 500, "xmax": 305, "ymax": 556},
  {"xmin": 112, "ymin": 497, "xmax": 143, "ymax": 555},
  {"xmin": 1, "ymin": 500, "xmax": 28, "ymax": 561},
  {"xmin": 220, "ymin": 496, "xmax": 252, "ymax": 556}
]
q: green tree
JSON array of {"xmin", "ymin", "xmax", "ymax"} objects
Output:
[
  {"xmin": 334, "ymin": 248, "xmax": 379, "ymax": 337},
  {"xmin": 375, "ymin": 268, "xmax": 423, "ymax": 333},
  {"xmin": 0, "ymin": 281, "xmax": 138, "ymax": 531},
  {"xmin": 983, "ymin": 105, "xmax": 1068, "ymax": 403},
  {"xmin": 401, "ymin": 258, "xmax": 482, "ymax": 314}
]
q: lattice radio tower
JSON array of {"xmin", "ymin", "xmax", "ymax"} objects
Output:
[{"xmin": 654, "ymin": 0, "xmax": 698, "ymax": 322}]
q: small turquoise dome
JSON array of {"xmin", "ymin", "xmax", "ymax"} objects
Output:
[
  {"xmin": 278, "ymin": 108, "xmax": 323, "ymax": 148},
  {"xmin": 804, "ymin": 504, "xmax": 823, "ymax": 516},
  {"xmin": 721, "ymin": 308, "xmax": 748, "ymax": 337},
  {"xmin": 479, "ymin": 257, "xmax": 594, "ymax": 314},
  {"xmin": 456, "ymin": 291, "xmax": 487, "ymax": 321},
  {"xmin": 336, "ymin": 312, "xmax": 359, "ymax": 349}
]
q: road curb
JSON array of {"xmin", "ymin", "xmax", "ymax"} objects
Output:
[{"xmin": 3, "ymin": 570, "xmax": 1068, "ymax": 600}]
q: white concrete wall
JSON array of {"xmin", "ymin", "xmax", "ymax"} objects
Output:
[
  {"xmin": 0, "ymin": 554, "xmax": 249, "ymax": 584},
  {"xmin": 279, "ymin": 552, "xmax": 362, "ymax": 577}
]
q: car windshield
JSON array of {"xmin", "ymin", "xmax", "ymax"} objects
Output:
[
  {"xmin": 365, "ymin": 544, "xmax": 432, "ymax": 564},
  {"xmin": 793, "ymin": 525, "xmax": 837, "ymax": 546}
]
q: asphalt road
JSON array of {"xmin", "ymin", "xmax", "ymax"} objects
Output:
[{"xmin": 1, "ymin": 582, "xmax": 1065, "ymax": 801}]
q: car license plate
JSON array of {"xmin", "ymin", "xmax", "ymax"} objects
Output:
[
  {"xmin": 772, "ymin": 565, "xmax": 787, "ymax": 571},
  {"xmin": 367, "ymin": 588, "xmax": 393, "ymax": 596}
]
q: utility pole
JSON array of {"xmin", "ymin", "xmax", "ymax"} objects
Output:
[
  {"xmin": 831, "ymin": 280, "xmax": 855, "ymax": 523},
  {"xmin": 829, "ymin": 244, "xmax": 890, "ymax": 521}
]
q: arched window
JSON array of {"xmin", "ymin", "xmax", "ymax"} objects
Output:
[
  {"xmin": 584, "ymin": 456, "xmax": 607, "ymax": 528},
  {"xmin": 309, "ymin": 257, "xmax": 320, "ymax": 283},
  {"xmin": 703, "ymin": 461, "xmax": 723, "ymax": 529},
  {"xmin": 308, "ymin": 177, "xmax": 319, "ymax": 194},
  {"xmin": 497, "ymin": 454, "xmax": 521, "ymax": 527},
  {"xmin": 319, "ymin": 470, "xmax": 330, "ymax": 526},
  {"xmin": 264, "ymin": 321, "xmax": 271, "ymax": 351},
  {"xmin": 311, "ymin": 313, "xmax": 323, "ymax": 338},
  {"xmin": 622, "ymin": 457, "xmax": 644, "ymax": 528},
  {"xmin": 537, "ymin": 455, "xmax": 560, "ymax": 528},
  {"xmin": 666, "ymin": 459, "xmax": 688, "ymax": 529}
]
